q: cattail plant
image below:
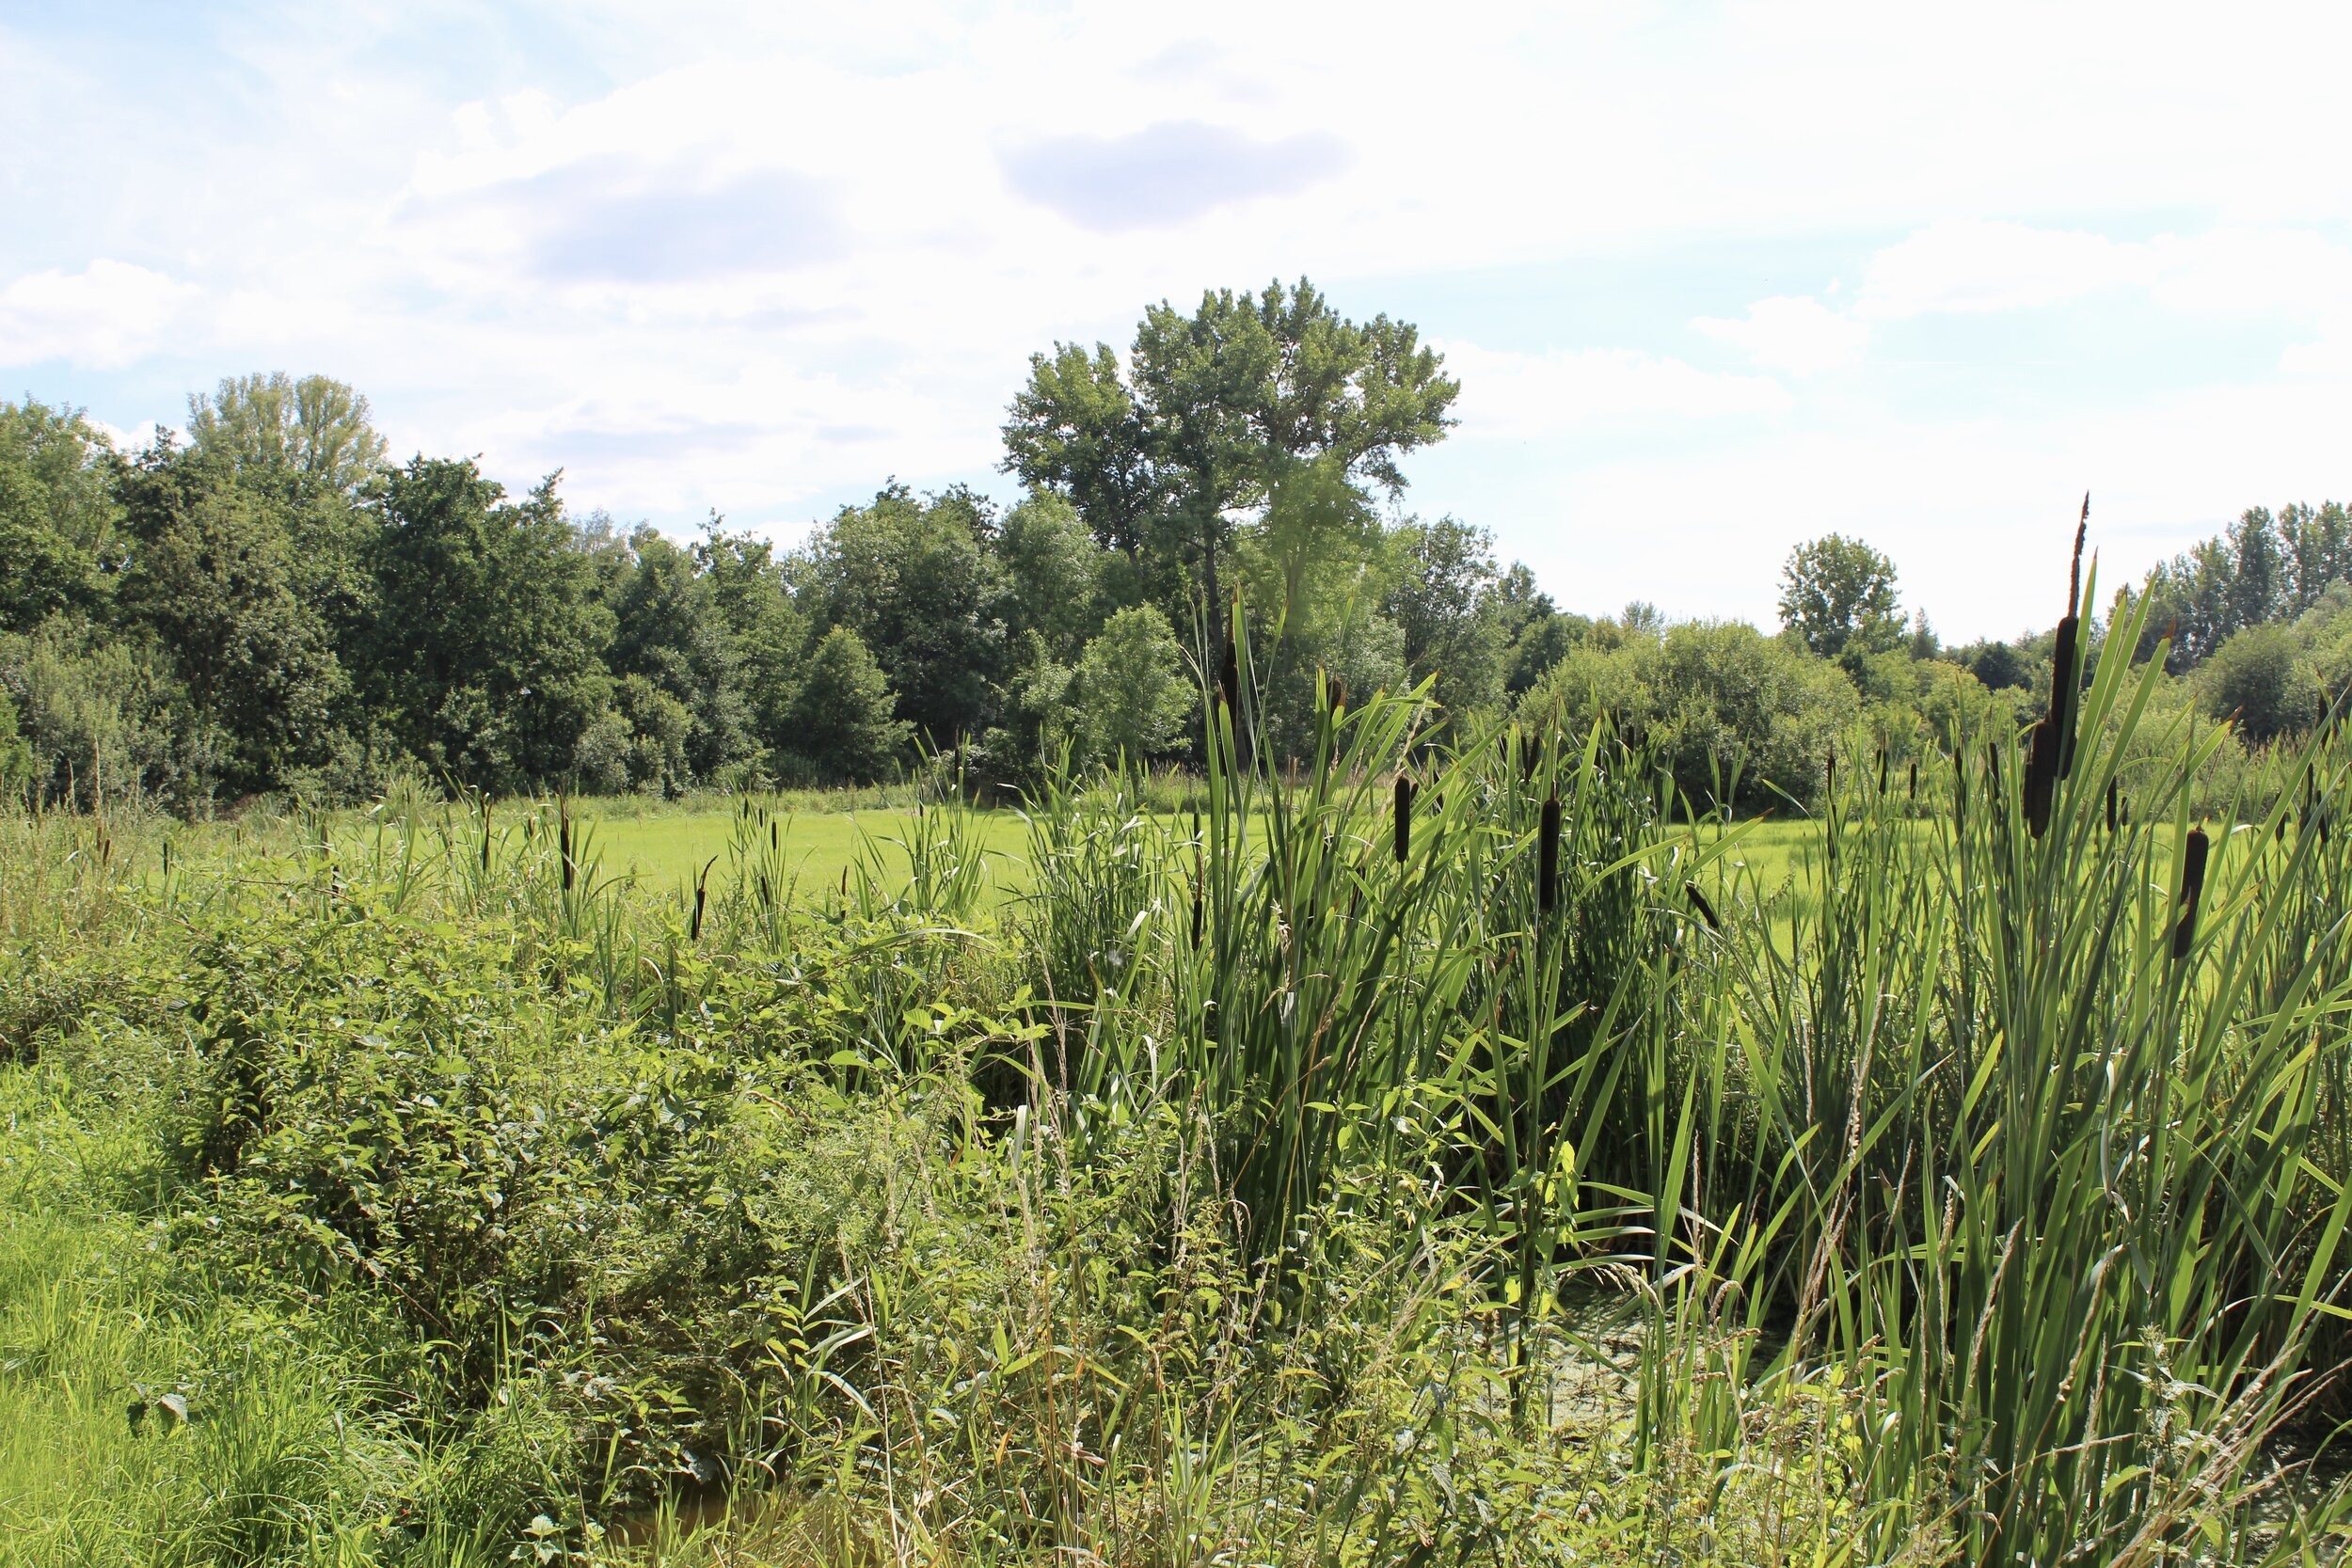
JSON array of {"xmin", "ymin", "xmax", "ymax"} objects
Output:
[
  {"xmin": 1393, "ymin": 774, "xmax": 1415, "ymax": 864},
  {"xmin": 1537, "ymin": 794, "xmax": 1561, "ymax": 914},
  {"xmin": 2050, "ymin": 612, "xmax": 2081, "ymax": 782},
  {"xmin": 690, "ymin": 855, "xmax": 715, "ymax": 942},
  {"xmin": 1683, "ymin": 879, "xmax": 1718, "ymax": 931},
  {"xmin": 2173, "ymin": 825, "xmax": 2209, "ymax": 959}
]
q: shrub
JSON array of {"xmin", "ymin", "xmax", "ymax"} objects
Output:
[
  {"xmin": 2201, "ymin": 622, "xmax": 2323, "ymax": 742},
  {"xmin": 1523, "ymin": 618, "xmax": 1859, "ymax": 808}
]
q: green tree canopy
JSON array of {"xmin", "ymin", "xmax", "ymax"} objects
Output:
[
  {"xmin": 186, "ymin": 372, "xmax": 388, "ymax": 497},
  {"xmin": 1003, "ymin": 277, "xmax": 1458, "ymax": 654},
  {"xmin": 359, "ymin": 459, "xmax": 613, "ymax": 789},
  {"xmin": 1779, "ymin": 534, "xmax": 1901, "ymax": 659},
  {"xmin": 793, "ymin": 483, "xmax": 1007, "ymax": 746},
  {"xmin": 2201, "ymin": 623, "xmax": 2323, "ymax": 744},
  {"xmin": 1069, "ymin": 605, "xmax": 1192, "ymax": 766},
  {"xmin": 116, "ymin": 442, "xmax": 347, "ymax": 793},
  {"xmin": 787, "ymin": 626, "xmax": 910, "ymax": 784},
  {"xmin": 0, "ymin": 400, "xmax": 119, "ymax": 635},
  {"xmin": 1524, "ymin": 619, "xmax": 1860, "ymax": 809}
]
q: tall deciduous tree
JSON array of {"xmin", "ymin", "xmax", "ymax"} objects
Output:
[
  {"xmin": 186, "ymin": 373, "xmax": 388, "ymax": 496},
  {"xmin": 1003, "ymin": 277, "xmax": 1458, "ymax": 656},
  {"xmin": 360, "ymin": 459, "xmax": 612, "ymax": 789},
  {"xmin": 0, "ymin": 400, "xmax": 119, "ymax": 635},
  {"xmin": 1386, "ymin": 515, "xmax": 1507, "ymax": 714},
  {"xmin": 1778, "ymin": 533, "xmax": 1902, "ymax": 659},
  {"xmin": 787, "ymin": 626, "xmax": 909, "ymax": 783},
  {"xmin": 793, "ymin": 483, "xmax": 1007, "ymax": 746},
  {"xmin": 116, "ymin": 443, "xmax": 346, "ymax": 794}
]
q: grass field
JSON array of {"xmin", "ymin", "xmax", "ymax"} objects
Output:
[
  {"xmin": 580, "ymin": 805, "xmax": 1033, "ymax": 901},
  {"xmin": 581, "ymin": 800, "xmax": 1823, "ymax": 915}
]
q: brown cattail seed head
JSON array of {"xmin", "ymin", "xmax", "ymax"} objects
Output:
[
  {"xmin": 1393, "ymin": 775, "xmax": 1415, "ymax": 864},
  {"xmin": 1190, "ymin": 846, "xmax": 1205, "ymax": 950},
  {"xmin": 1684, "ymin": 879, "xmax": 1719, "ymax": 931},
  {"xmin": 2050, "ymin": 614, "xmax": 2081, "ymax": 781},
  {"xmin": 2173, "ymin": 828, "xmax": 2210, "ymax": 958},
  {"xmin": 2024, "ymin": 718, "xmax": 2058, "ymax": 838}
]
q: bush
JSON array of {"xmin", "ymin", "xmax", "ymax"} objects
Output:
[
  {"xmin": 1523, "ymin": 619, "xmax": 1860, "ymax": 808},
  {"xmin": 2201, "ymin": 623, "xmax": 2323, "ymax": 743},
  {"xmin": 0, "ymin": 689, "xmax": 29, "ymax": 800}
]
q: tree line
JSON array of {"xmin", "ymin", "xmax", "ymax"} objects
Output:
[
  {"xmin": 0, "ymin": 283, "xmax": 1577, "ymax": 809},
  {"xmin": 4, "ymin": 277, "xmax": 2346, "ymax": 814}
]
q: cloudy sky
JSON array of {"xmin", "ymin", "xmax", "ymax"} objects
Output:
[{"xmin": 5, "ymin": 1, "xmax": 2348, "ymax": 640}]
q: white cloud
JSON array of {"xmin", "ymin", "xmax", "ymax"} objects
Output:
[
  {"xmin": 1692, "ymin": 295, "xmax": 1870, "ymax": 374},
  {"xmin": 1444, "ymin": 343, "xmax": 1789, "ymax": 437},
  {"xmin": 8, "ymin": 1, "xmax": 2352, "ymax": 637},
  {"xmin": 0, "ymin": 260, "xmax": 197, "ymax": 369}
]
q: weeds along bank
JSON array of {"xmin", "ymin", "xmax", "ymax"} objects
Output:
[{"xmin": 4, "ymin": 582, "xmax": 2352, "ymax": 1565}]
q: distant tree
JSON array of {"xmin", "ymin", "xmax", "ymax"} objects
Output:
[
  {"xmin": 116, "ymin": 444, "xmax": 346, "ymax": 795},
  {"xmin": 185, "ymin": 372, "xmax": 387, "ymax": 496},
  {"xmin": 1779, "ymin": 534, "xmax": 1901, "ymax": 659},
  {"xmin": 993, "ymin": 492, "xmax": 1106, "ymax": 662},
  {"xmin": 787, "ymin": 626, "xmax": 910, "ymax": 783},
  {"xmin": 360, "ymin": 459, "xmax": 613, "ymax": 789},
  {"xmin": 1525, "ymin": 618, "xmax": 1858, "ymax": 809},
  {"xmin": 794, "ymin": 483, "xmax": 1006, "ymax": 745},
  {"xmin": 1963, "ymin": 640, "xmax": 2031, "ymax": 692},
  {"xmin": 1005, "ymin": 277, "xmax": 1458, "ymax": 654},
  {"xmin": 1384, "ymin": 515, "xmax": 1505, "ymax": 713},
  {"xmin": 1908, "ymin": 609, "xmax": 1939, "ymax": 660},
  {"xmin": 1069, "ymin": 606, "xmax": 1192, "ymax": 765},
  {"xmin": 695, "ymin": 520, "xmax": 805, "ymax": 765},
  {"xmin": 1492, "ymin": 563, "xmax": 1583, "ymax": 695},
  {"xmin": 2201, "ymin": 623, "xmax": 2322, "ymax": 744},
  {"xmin": 2280, "ymin": 502, "xmax": 2352, "ymax": 611},
  {"xmin": 608, "ymin": 527, "xmax": 754, "ymax": 783},
  {"xmin": 0, "ymin": 400, "xmax": 118, "ymax": 634}
]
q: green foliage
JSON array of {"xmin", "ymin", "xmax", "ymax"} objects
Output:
[
  {"xmin": 2141, "ymin": 499, "xmax": 2352, "ymax": 669},
  {"xmin": 607, "ymin": 528, "xmax": 755, "ymax": 782},
  {"xmin": 1006, "ymin": 277, "xmax": 1458, "ymax": 648},
  {"xmin": 1524, "ymin": 618, "xmax": 1861, "ymax": 807},
  {"xmin": 792, "ymin": 483, "xmax": 1006, "ymax": 746},
  {"xmin": 359, "ymin": 459, "xmax": 614, "ymax": 791},
  {"xmin": 1383, "ymin": 515, "xmax": 1507, "ymax": 715},
  {"xmin": 115, "ymin": 444, "xmax": 349, "ymax": 797},
  {"xmin": 0, "ymin": 399, "xmax": 117, "ymax": 636},
  {"xmin": 1778, "ymin": 531, "xmax": 1901, "ymax": 658},
  {"xmin": 1068, "ymin": 605, "xmax": 1191, "ymax": 765},
  {"xmin": 2201, "ymin": 621, "xmax": 2325, "ymax": 742},
  {"xmin": 0, "ymin": 691, "xmax": 27, "ymax": 800},
  {"xmin": 9, "ymin": 595, "xmax": 2352, "ymax": 1560},
  {"xmin": 786, "ymin": 626, "xmax": 909, "ymax": 784}
]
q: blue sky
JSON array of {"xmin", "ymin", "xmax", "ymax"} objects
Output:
[{"xmin": 6, "ymin": 1, "xmax": 2351, "ymax": 640}]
